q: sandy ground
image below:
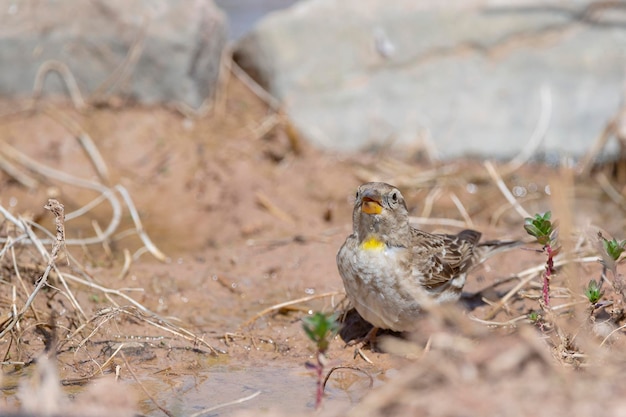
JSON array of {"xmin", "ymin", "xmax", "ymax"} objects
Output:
[{"xmin": 1, "ymin": 77, "xmax": 626, "ymax": 416}]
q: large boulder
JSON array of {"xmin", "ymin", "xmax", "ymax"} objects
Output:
[
  {"xmin": 234, "ymin": 0, "xmax": 626, "ymax": 159},
  {"xmin": 0, "ymin": 0, "xmax": 227, "ymax": 108}
]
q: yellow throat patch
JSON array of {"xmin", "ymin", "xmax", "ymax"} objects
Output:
[{"xmin": 360, "ymin": 236, "xmax": 385, "ymax": 251}]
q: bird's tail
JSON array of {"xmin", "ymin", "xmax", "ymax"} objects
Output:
[{"xmin": 472, "ymin": 239, "xmax": 526, "ymax": 266}]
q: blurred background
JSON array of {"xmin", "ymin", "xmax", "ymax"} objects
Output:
[{"xmin": 2, "ymin": 0, "xmax": 625, "ymax": 161}]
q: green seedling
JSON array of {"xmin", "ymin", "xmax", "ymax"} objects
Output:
[
  {"xmin": 525, "ymin": 211, "xmax": 560, "ymax": 307},
  {"xmin": 527, "ymin": 310, "xmax": 549, "ymax": 331},
  {"xmin": 596, "ymin": 232, "xmax": 625, "ymax": 294},
  {"xmin": 599, "ymin": 234, "xmax": 626, "ymax": 273},
  {"xmin": 602, "ymin": 238, "xmax": 626, "ymax": 262},
  {"xmin": 524, "ymin": 211, "xmax": 555, "ymax": 246},
  {"xmin": 528, "ymin": 311, "xmax": 540, "ymax": 322},
  {"xmin": 585, "ymin": 279, "xmax": 603, "ymax": 304},
  {"xmin": 302, "ymin": 312, "xmax": 339, "ymax": 410}
]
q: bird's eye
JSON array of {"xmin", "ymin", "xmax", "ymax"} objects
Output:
[{"xmin": 390, "ymin": 191, "xmax": 398, "ymax": 203}]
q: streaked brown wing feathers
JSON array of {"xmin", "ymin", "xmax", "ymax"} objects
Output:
[{"xmin": 410, "ymin": 228, "xmax": 478, "ymax": 287}]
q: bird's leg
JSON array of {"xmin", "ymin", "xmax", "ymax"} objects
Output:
[
  {"xmin": 346, "ymin": 326, "xmax": 379, "ymax": 348},
  {"xmin": 363, "ymin": 326, "xmax": 379, "ymax": 345},
  {"xmin": 349, "ymin": 327, "xmax": 379, "ymax": 363}
]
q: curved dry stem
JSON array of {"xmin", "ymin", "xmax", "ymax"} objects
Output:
[
  {"xmin": 0, "ymin": 234, "xmax": 29, "ymax": 260},
  {"xmin": 0, "ymin": 204, "xmax": 24, "ymax": 229},
  {"xmin": 595, "ymin": 172, "xmax": 626, "ymax": 211},
  {"xmin": 85, "ymin": 343, "xmax": 125, "ymax": 380},
  {"xmin": 172, "ymin": 99, "xmax": 214, "ymax": 119},
  {"xmin": 449, "ymin": 192, "xmax": 474, "ymax": 228},
  {"xmin": 91, "ymin": 16, "xmax": 147, "ymax": 101},
  {"xmin": 240, "ymin": 291, "xmax": 344, "ymax": 329},
  {"xmin": 503, "ymin": 85, "xmax": 552, "ymax": 175},
  {"xmin": 468, "ymin": 313, "xmax": 530, "ymax": 327},
  {"xmin": 420, "ymin": 187, "xmax": 443, "ymax": 218},
  {"xmin": 484, "ymin": 161, "xmax": 532, "ymax": 220},
  {"xmin": 53, "ymin": 265, "xmax": 87, "ymax": 321},
  {"xmin": 489, "ymin": 195, "xmax": 542, "ymax": 227},
  {"xmin": 64, "ymin": 193, "xmax": 109, "ymax": 221},
  {"xmin": 62, "ymin": 273, "xmax": 147, "ymax": 314},
  {"xmin": 0, "ymin": 142, "xmax": 123, "ymax": 246},
  {"xmin": 577, "ymin": 104, "xmax": 624, "ymax": 176},
  {"xmin": 230, "ymin": 58, "xmax": 281, "ymax": 111},
  {"xmin": 0, "ymin": 152, "xmax": 38, "ymax": 189},
  {"xmin": 118, "ymin": 249, "xmax": 133, "ymax": 280},
  {"xmin": 212, "ymin": 45, "xmax": 234, "ymax": 117},
  {"xmin": 10, "ymin": 246, "xmax": 40, "ymax": 322},
  {"xmin": 188, "ymin": 391, "xmax": 261, "ymax": 417},
  {"xmin": 32, "ymin": 60, "xmax": 87, "ymax": 110},
  {"xmin": 121, "ymin": 351, "xmax": 175, "ymax": 417},
  {"xmin": 115, "ymin": 185, "xmax": 167, "ymax": 262},
  {"xmin": 41, "ymin": 106, "xmax": 110, "ymax": 183},
  {"xmin": 600, "ymin": 322, "xmax": 626, "ymax": 347},
  {"xmin": 322, "ymin": 365, "xmax": 374, "ymax": 393}
]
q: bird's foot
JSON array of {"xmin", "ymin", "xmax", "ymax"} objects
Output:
[{"xmin": 345, "ymin": 327, "xmax": 379, "ymax": 362}]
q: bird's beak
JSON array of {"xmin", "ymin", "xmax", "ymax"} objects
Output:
[{"xmin": 361, "ymin": 196, "xmax": 383, "ymax": 215}]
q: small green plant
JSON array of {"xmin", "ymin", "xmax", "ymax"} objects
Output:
[
  {"xmin": 602, "ymin": 237, "xmax": 626, "ymax": 262},
  {"xmin": 599, "ymin": 233, "xmax": 626, "ymax": 278},
  {"xmin": 524, "ymin": 211, "xmax": 555, "ymax": 246},
  {"xmin": 527, "ymin": 310, "xmax": 548, "ymax": 330},
  {"xmin": 596, "ymin": 232, "xmax": 625, "ymax": 296},
  {"xmin": 525, "ymin": 211, "xmax": 560, "ymax": 307},
  {"xmin": 302, "ymin": 312, "xmax": 339, "ymax": 410},
  {"xmin": 584, "ymin": 279, "xmax": 603, "ymax": 304}
]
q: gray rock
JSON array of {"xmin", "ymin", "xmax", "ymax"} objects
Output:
[
  {"xmin": 0, "ymin": 0, "xmax": 227, "ymax": 108},
  {"xmin": 234, "ymin": 0, "xmax": 626, "ymax": 159}
]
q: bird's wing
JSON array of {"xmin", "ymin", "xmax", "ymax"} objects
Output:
[{"xmin": 410, "ymin": 229, "xmax": 478, "ymax": 287}]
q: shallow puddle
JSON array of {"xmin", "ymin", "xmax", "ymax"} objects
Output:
[{"xmin": 139, "ymin": 364, "xmax": 385, "ymax": 416}]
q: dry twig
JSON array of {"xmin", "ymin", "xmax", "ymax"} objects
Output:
[
  {"xmin": 240, "ymin": 291, "xmax": 344, "ymax": 329},
  {"xmin": 0, "ymin": 199, "xmax": 66, "ymax": 338}
]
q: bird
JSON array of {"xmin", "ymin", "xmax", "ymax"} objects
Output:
[{"xmin": 336, "ymin": 182, "xmax": 520, "ymax": 337}]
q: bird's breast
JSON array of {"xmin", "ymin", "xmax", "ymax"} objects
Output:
[
  {"xmin": 359, "ymin": 236, "xmax": 386, "ymax": 251},
  {"xmin": 355, "ymin": 238, "xmax": 407, "ymax": 280}
]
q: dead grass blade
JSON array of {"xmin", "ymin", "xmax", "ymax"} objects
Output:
[
  {"xmin": 484, "ymin": 160, "xmax": 532, "ymax": 219},
  {"xmin": 41, "ymin": 106, "xmax": 110, "ymax": 183},
  {"xmin": 240, "ymin": 291, "xmax": 344, "ymax": 329},
  {"xmin": 115, "ymin": 185, "xmax": 167, "ymax": 261},
  {"xmin": 255, "ymin": 191, "xmax": 296, "ymax": 225},
  {"xmin": 577, "ymin": 103, "xmax": 626, "ymax": 176},
  {"xmin": 188, "ymin": 391, "xmax": 261, "ymax": 417},
  {"xmin": 0, "ymin": 152, "xmax": 38, "ymax": 189},
  {"xmin": 230, "ymin": 58, "xmax": 281, "ymax": 111},
  {"xmin": 32, "ymin": 60, "xmax": 87, "ymax": 110},
  {"xmin": 503, "ymin": 85, "xmax": 552, "ymax": 174},
  {"xmin": 121, "ymin": 351, "xmax": 175, "ymax": 417},
  {"xmin": 0, "ymin": 200, "xmax": 66, "ymax": 338},
  {"xmin": 595, "ymin": 171, "xmax": 626, "ymax": 211}
]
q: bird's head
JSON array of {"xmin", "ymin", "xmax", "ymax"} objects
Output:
[{"xmin": 352, "ymin": 182, "xmax": 410, "ymax": 247}]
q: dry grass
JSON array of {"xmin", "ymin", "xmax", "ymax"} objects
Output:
[{"xmin": 0, "ymin": 103, "xmax": 228, "ymax": 415}]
